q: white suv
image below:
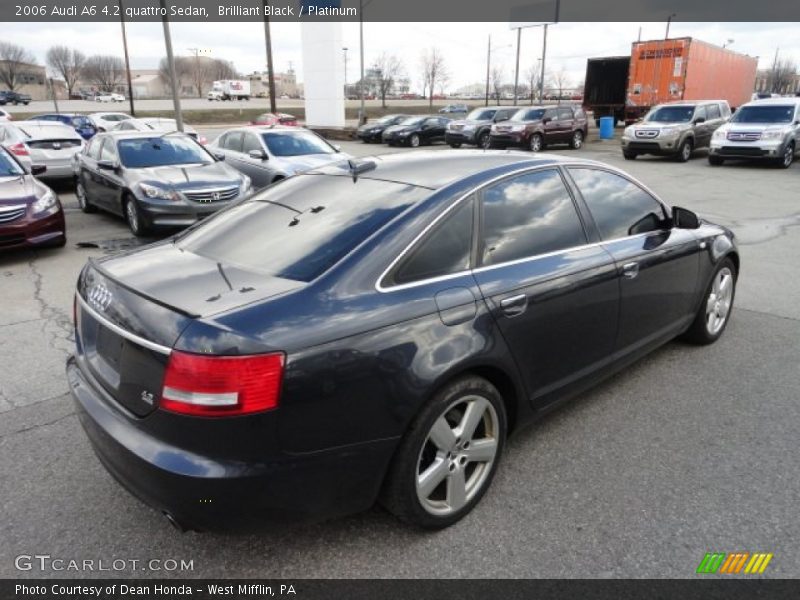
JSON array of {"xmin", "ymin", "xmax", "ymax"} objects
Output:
[{"xmin": 709, "ymin": 98, "xmax": 800, "ymax": 168}]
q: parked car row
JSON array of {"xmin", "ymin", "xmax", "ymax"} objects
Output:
[{"xmin": 622, "ymin": 97, "xmax": 800, "ymax": 168}]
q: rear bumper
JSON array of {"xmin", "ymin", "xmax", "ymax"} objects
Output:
[
  {"xmin": 67, "ymin": 355, "xmax": 395, "ymax": 530},
  {"xmin": 0, "ymin": 209, "xmax": 65, "ymax": 250}
]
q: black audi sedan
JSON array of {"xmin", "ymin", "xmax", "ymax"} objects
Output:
[
  {"xmin": 67, "ymin": 151, "xmax": 739, "ymax": 531},
  {"xmin": 73, "ymin": 131, "xmax": 251, "ymax": 236}
]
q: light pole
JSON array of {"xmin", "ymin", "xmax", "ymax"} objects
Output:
[
  {"xmin": 665, "ymin": 13, "xmax": 676, "ymax": 39},
  {"xmin": 118, "ymin": 0, "xmax": 135, "ymax": 116},
  {"xmin": 358, "ymin": 0, "xmax": 374, "ymax": 126},
  {"xmin": 343, "ymin": 47, "xmax": 348, "ymax": 99},
  {"xmin": 485, "ymin": 36, "xmax": 511, "ymax": 107},
  {"xmin": 262, "ymin": 0, "xmax": 277, "ymax": 114},
  {"xmin": 513, "ymin": 28, "xmax": 521, "ymax": 105},
  {"xmin": 160, "ymin": 0, "xmax": 183, "ymax": 131}
]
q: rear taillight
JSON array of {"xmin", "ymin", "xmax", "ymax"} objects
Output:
[
  {"xmin": 9, "ymin": 142, "xmax": 28, "ymax": 156},
  {"xmin": 161, "ymin": 351, "xmax": 284, "ymax": 417}
]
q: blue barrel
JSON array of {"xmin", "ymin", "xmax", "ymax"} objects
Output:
[{"xmin": 598, "ymin": 116, "xmax": 615, "ymax": 139}]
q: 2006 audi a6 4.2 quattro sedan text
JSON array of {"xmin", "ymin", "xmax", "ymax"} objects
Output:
[{"xmin": 66, "ymin": 151, "xmax": 739, "ymax": 531}]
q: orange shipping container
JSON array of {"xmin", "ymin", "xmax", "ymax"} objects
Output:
[{"xmin": 625, "ymin": 37, "xmax": 757, "ymax": 120}]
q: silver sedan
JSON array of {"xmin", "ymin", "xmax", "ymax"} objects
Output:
[
  {"xmin": 207, "ymin": 126, "xmax": 350, "ymax": 189},
  {"xmin": 0, "ymin": 121, "xmax": 84, "ymax": 180}
]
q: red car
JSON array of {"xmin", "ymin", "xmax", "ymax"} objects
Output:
[
  {"xmin": 249, "ymin": 112, "xmax": 298, "ymax": 127},
  {"xmin": 0, "ymin": 146, "xmax": 65, "ymax": 250}
]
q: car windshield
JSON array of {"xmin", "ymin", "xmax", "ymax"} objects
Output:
[
  {"xmin": 262, "ymin": 132, "xmax": 335, "ymax": 156},
  {"xmin": 0, "ymin": 148, "xmax": 24, "ymax": 176},
  {"xmin": 466, "ymin": 109, "xmax": 496, "ymax": 120},
  {"xmin": 645, "ymin": 106, "xmax": 695, "ymax": 122},
  {"xmin": 117, "ymin": 136, "xmax": 213, "ymax": 168},
  {"xmin": 399, "ymin": 117, "xmax": 424, "ymax": 126},
  {"xmin": 178, "ymin": 175, "xmax": 430, "ymax": 282},
  {"xmin": 513, "ymin": 108, "xmax": 546, "ymax": 121},
  {"xmin": 731, "ymin": 105, "xmax": 795, "ymax": 124}
]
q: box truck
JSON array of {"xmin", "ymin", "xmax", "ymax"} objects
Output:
[
  {"xmin": 583, "ymin": 38, "xmax": 757, "ymax": 125},
  {"xmin": 208, "ymin": 80, "xmax": 251, "ymax": 101}
]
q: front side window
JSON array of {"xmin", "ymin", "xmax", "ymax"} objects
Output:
[
  {"xmin": 480, "ymin": 169, "xmax": 587, "ymax": 266},
  {"xmin": 222, "ymin": 131, "xmax": 243, "ymax": 152},
  {"xmin": 241, "ymin": 133, "xmax": 262, "ymax": 155},
  {"xmin": 569, "ymin": 168, "xmax": 666, "ymax": 240},
  {"xmin": 99, "ymin": 139, "xmax": 117, "ymax": 162},
  {"xmin": 646, "ymin": 106, "xmax": 695, "ymax": 122},
  {"xmin": 391, "ymin": 196, "xmax": 474, "ymax": 285},
  {"xmin": 86, "ymin": 137, "xmax": 102, "ymax": 160},
  {"xmin": 467, "ymin": 109, "xmax": 496, "ymax": 121},
  {"xmin": 706, "ymin": 104, "xmax": 721, "ymax": 120},
  {"xmin": 694, "ymin": 106, "xmax": 707, "ymax": 121}
]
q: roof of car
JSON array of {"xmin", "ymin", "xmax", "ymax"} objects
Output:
[
  {"xmin": 29, "ymin": 113, "xmax": 85, "ymax": 118},
  {"xmin": 306, "ymin": 149, "xmax": 598, "ymax": 190},
  {"xmin": 102, "ymin": 130, "xmax": 195, "ymax": 139},
  {"xmin": 231, "ymin": 125, "xmax": 307, "ymax": 133},
  {"xmin": 747, "ymin": 97, "xmax": 800, "ymax": 106},
  {"xmin": 7, "ymin": 121, "xmax": 81, "ymax": 139},
  {"xmin": 659, "ymin": 99, "xmax": 729, "ymax": 106}
]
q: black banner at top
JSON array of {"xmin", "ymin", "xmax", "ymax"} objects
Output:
[{"xmin": 2, "ymin": 0, "xmax": 800, "ymax": 22}]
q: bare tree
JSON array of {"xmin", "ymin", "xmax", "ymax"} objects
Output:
[
  {"xmin": 46, "ymin": 45, "xmax": 85, "ymax": 98},
  {"xmin": 372, "ymin": 53, "xmax": 404, "ymax": 108},
  {"xmin": 188, "ymin": 56, "xmax": 212, "ymax": 98},
  {"xmin": 83, "ymin": 55, "xmax": 125, "ymax": 92},
  {"xmin": 768, "ymin": 58, "xmax": 798, "ymax": 94},
  {"xmin": 419, "ymin": 47, "xmax": 448, "ymax": 107},
  {"xmin": 0, "ymin": 41, "xmax": 37, "ymax": 91},
  {"xmin": 158, "ymin": 56, "xmax": 192, "ymax": 96},
  {"xmin": 524, "ymin": 64, "xmax": 541, "ymax": 104},
  {"xmin": 210, "ymin": 58, "xmax": 237, "ymax": 82},
  {"xmin": 491, "ymin": 66, "xmax": 504, "ymax": 104},
  {"xmin": 548, "ymin": 68, "xmax": 571, "ymax": 102}
]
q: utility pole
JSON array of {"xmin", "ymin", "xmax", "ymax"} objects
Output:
[
  {"xmin": 513, "ymin": 28, "xmax": 521, "ymax": 105},
  {"xmin": 343, "ymin": 47, "xmax": 348, "ymax": 99},
  {"xmin": 665, "ymin": 13, "xmax": 676, "ymax": 39},
  {"xmin": 119, "ymin": 0, "xmax": 135, "ymax": 116},
  {"xmin": 770, "ymin": 47, "xmax": 780, "ymax": 93},
  {"xmin": 160, "ymin": 0, "xmax": 183, "ymax": 131},
  {"xmin": 539, "ymin": 24, "xmax": 548, "ymax": 104},
  {"xmin": 485, "ymin": 35, "xmax": 491, "ymax": 107},
  {"xmin": 262, "ymin": 1, "xmax": 277, "ymax": 113}
]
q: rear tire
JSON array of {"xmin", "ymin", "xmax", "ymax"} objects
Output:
[
  {"xmin": 682, "ymin": 258, "xmax": 737, "ymax": 345},
  {"xmin": 409, "ymin": 134, "xmax": 420, "ymax": 148},
  {"xmin": 569, "ymin": 130, "xmax": 584, "ymax": 150},
  {"xmin": 380, "ymin": 375, "xmax": 507, "ymax": 529},
  {"xmin": 75, "ymin": 179, "xmax": 96, "ymax": 213}
]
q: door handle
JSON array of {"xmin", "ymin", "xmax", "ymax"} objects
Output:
[
  {"xmin": 622, "ymin": 262, "xmax": 639, "ymax": 279},
  {"xmin": 499, "ymin": 293, "xmax": 527, "ymax": 317}
]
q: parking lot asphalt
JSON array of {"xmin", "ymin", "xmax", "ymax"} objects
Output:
[{"xmin": 1, "ymin": 137, "xmax": 799, "ymax": 578}]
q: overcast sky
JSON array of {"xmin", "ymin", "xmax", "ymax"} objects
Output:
[{"xmin": 4, "ymin": 21, "xmax": 798, "ymax": 91}]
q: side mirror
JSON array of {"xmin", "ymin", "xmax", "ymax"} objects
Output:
[
  {"xmin": 248, "ymin": 149, "xmax": 267, "ymax": 160},
  {"xmin": 30, "ymin": 164, "xmax": 47, "ymax": 176},
  {"xmin": 542, "ymin": 117, "xmax": 552, "ymax": 124},
  {"xmin": 96, "ymin": 160, "xmax": 117, "ymax": 171},
  {"xmin": 672, "ymin": 206, "xmax": 700, "ymax": 229},
  {"xmin": 214, "ymin": 152, "xmax": 226, "ymax": 161},
  {"xmin": 694, "ymin": 117, "xmax": 706, "ymax": 125}
]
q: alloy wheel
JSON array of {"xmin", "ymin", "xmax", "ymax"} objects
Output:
[
  {"xmin": 415, "ymin": 395, "xmax": 499, "ymax": 516},
  {"xmin": 530, "ymin": 134, "xmax": 543, "ymax": 152},
  {"xmin": 76, "ymin": 181, "xmax": 87, "ymax": 209},
  {"xmin": 410, "ymin": 134, "xmax": 420, "ymax": 148},
  {"xmin": 125, "ymin": 200, "xmax": 139, "ymax": 235},
  {"xmin": 572, "ymin": 131, "xmax": 583, "ymax": 149},
  {"xmin": 782, "ymin": 144, "xmax": 794, "ymax": 168},
  {"xmin": 705, "ymin": 267, "xmax": 734, "ymax": 335},
  {"xmin": 681, "ymin": 141, "xmax": 692, "ymax": 161}
]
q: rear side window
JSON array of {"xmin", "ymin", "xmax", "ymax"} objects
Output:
[
  {"xmin": 391, "ymin": 196, "xmax": 474, "ymax": 285},
  {"xmin": 179, "ymin": 176, "xmax": 430, "ymax": 282},
  {"xmin": 569, "ymin": 168, "xmax": 666, "ymax": 240},
  {"xmin": 480, "ymin": 169, "xmax": 587, "ymax": 266}
]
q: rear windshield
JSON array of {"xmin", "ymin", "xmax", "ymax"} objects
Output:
[
  {"xmin": 645, "ymin": 106, "xmax": 695, "ymax": 122},
  {"xmin": 118, "ymin": 136, "xmax": 212, "ymax": 168},
  {"xmin": 731, "ymin": 105, "xmax": 795, "ymax": 124},
  {"xmin": 178, "ymin": 175, "xmax": 429, "ymax": 282},
  {"xmin": 72, "ymin": 116, "xmax": 93, "ymax": 128}
]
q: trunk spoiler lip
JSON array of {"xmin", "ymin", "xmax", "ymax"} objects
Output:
[{"xmin": 86, "ymin": 257, "xmax": 202, "ymax": 319}]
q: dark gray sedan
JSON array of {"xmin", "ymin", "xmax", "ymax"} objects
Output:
[
  {"xmin": 73, "ymin": 131, "xmax": 251, "ymax": 236},
  {"xmin": 208, "ymin": 126, "xmax": 350, "ymax": 189}
]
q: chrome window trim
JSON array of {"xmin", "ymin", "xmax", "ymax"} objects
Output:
[
  {"xmin": 375, "ymin": 161, "xmax": 671, "ymax": 294},
  {"xmin": 76, "ymin": 293, "xmax": 172, "ymax": 356}
]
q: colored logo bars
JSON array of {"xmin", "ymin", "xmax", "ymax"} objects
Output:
[{"xmin": 697, "ymin": 552, "xmax": 774, "ymax": 574}]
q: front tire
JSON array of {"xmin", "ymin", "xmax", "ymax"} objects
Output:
[
  {"xmin": 381, "ymin": 375, "xmax": 507, "ymax": 529},
  {"xmin": 777, "ymin": 142, "xmax": 795, "ymax": 169},
  {"xmin": 409, "ymin": 134, "xmax": 420, "ymax": 148},
  {"xmin": 477, "ymin": 131, "xmax": 490, "ymax": 149},
  {"xmin": 682, "ymin": 258, "xmax": 737, "ymax": 345},
  {"xmin": 677, "ymin": 139, "xmax": 693, "ymax": 162},
  {"xmin": 124, "ymin": 196, "xmax": 150, "ymax": 237},
  {"xmin": 569, "ymin": 130, "xmax": 584, "ymax": 150}
]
